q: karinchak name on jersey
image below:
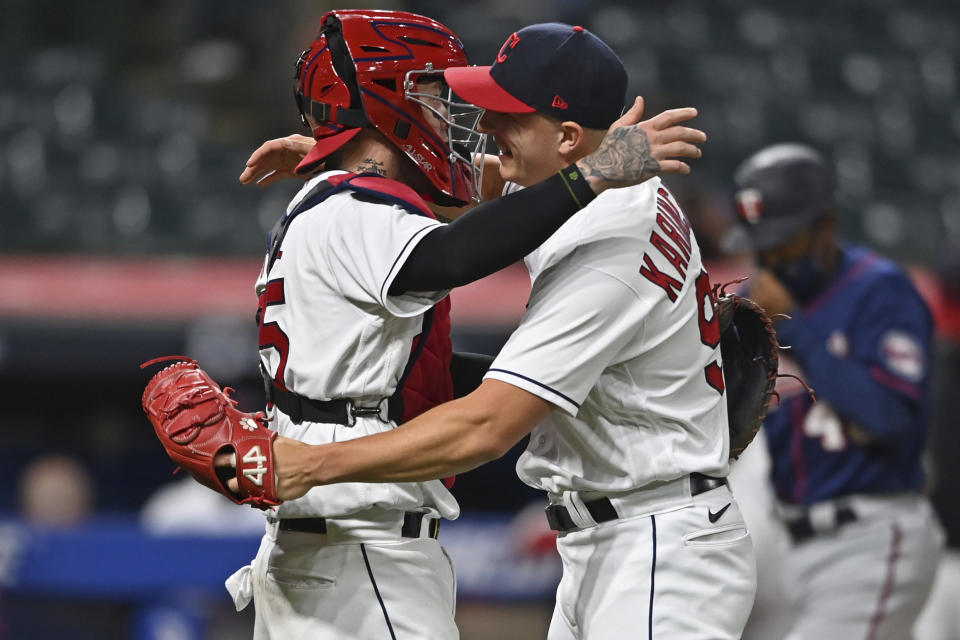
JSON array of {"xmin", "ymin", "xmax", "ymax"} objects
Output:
[{"xmin": 639, "ymin": 187, "xmax": 694, "ymax": 302}]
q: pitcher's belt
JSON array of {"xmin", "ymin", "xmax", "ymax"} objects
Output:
[{"xmin": 545, "ymin": 473, "xmax": 728, "ymax": 533}]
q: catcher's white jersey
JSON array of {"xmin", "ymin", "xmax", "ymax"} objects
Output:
[
  {"xmin": 256, "ymin": 170, "xmax": 458, "ymax": 520},
  {"xmin": 258, "ymin": 170, "xmax": 447, "ymax": 401},
  {"xmin": 488, "ymin": 178, "xmax": 730, "ymax": 496}
]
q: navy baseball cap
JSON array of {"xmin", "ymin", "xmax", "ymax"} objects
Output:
[
  {"xmin": 733, "ymin": 143, "xmax": 836, "ymax": 250},
  {"xmin": 444, "ymin": 23, "xmax": 627, "ymax": 130}
]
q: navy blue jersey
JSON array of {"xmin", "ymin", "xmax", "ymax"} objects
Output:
[{"xmin": 760, "ymin": 243, "xmax": 933, "ymax": 505}]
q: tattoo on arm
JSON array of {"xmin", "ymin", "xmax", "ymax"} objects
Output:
[
  {"xmin": 579, "ymin": 126, "xmax": 660, "ymax": 185},
  {"xmin": 354, "ymin": 158, "xmax": 387, "ymax": 176}
]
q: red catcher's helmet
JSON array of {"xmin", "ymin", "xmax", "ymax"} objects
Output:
[{"xmin": 293, "ymin": 10, "xmax": 484, "ymax": 206}]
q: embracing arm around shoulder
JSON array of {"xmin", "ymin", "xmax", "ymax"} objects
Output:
[
  {"xmin": 274, "ymin": 379, "xmax": 552, "ymax": 498},
  {"xmin": 389, "ymin": 168, "xmax": 595, "ymax": 294}
]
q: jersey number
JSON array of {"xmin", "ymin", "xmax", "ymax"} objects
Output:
[
  {"xmin": 695, "ymin": 270, "xmax": 724, "ymax": 394},
  {"xmin": 804, "ymin": 402, "xmax": 847, "ymax": 451},
  {"xmin": 258, "ymin": 278, "xmax": 290, "ymax": 390},
  {"xmin": 242, "ymin": 445, "xmax": 269, "ymax": 486}
]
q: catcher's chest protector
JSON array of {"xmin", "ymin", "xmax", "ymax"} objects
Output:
[
  {"xmin": 266, "ymin": 172, "xmax": 454, "ymax": 421},
  {"xmin": 401, "ymin": 295, "xmax": 453, "ymax": 421}
]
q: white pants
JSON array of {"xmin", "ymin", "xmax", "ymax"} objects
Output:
[
  {"xmin": 914, "ymin": 549, "xmax": 960, "ymax": 640},
  {"xmin": 547, "ymin": 483, "xmax": 757, "ymax": 639},
  {"xmin": 228, "ymin": 514, "xmax": 458, "ymax": 640},
  {"xmin": 782, "ymin": 495, "xmax": 943, "ymax": 640}
]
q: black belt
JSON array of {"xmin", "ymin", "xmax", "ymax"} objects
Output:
[
  {"xmin": 273, "ymin": 511, "xmax": 440, "ymax": 539},
  {"xmin": 784, "ymin": 505, "xmax": 857, "ymax": 545},
  {"xmin": 545, "ymin": 473, "xmax": 728, "ymax": 533},
  {"xmin": 269, "ymin": 381, "xmax": 400, "ymax": 426}
]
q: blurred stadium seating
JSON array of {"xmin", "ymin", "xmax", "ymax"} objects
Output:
[{"xmin": 0, "ymin": 0, "xmax": 957, "ymax": 261}]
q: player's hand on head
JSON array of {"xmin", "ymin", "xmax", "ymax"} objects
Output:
[
  {"xmin": 638, "ymin": 104, "xmax": 706, "ymax": 175},
  {"xmin": 214, "ymin": 435, "xmax": 314, "ymax": 502},
  {"xmin": 577, "ymin": 96, "xmax": 706, "ymax": 192},
  {"xmin": 607, "ymin": 94, "xmax": 647, "ymax": 130},
  {"xmin": 239, "ymin": 134, "xmax": 317, "ymax": 187}
]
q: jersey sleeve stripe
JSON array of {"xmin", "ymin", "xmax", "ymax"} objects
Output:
[
  {"xmin": 379, "ymin": 224, "xmax": 437, "ymax": 303},
  {"xmin": 485, "ymin": 367, "xmax": 580, "ymax": 409}
]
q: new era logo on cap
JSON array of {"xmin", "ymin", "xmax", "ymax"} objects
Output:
[{"xmin": 552, "ymin": 95, "xmax": 568, "ymax": 109}]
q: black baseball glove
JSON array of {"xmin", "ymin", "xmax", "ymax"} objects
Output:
[{"xmin": 715, "ymin": 289, "xmax": 780, "ymax": 459}]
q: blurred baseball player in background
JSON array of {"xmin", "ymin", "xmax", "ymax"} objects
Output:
[
  {"xmin": 234, "ymin": 21, "xmax": 757, "ymax": 640},
  {"xmin": 230, "ymin": 10, "xmax": 708, "ymax": 640},
  {"xmin": 732, "ymin": 143, "xmax": 943, "ymax": 640}
]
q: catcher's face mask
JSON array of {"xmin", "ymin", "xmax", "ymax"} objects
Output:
[
  {"xmin": 405, "ymin": 72, "xmax": 486, "ymax": 204},
  {"xmin": 293, "ymin": 10, "xmax": 485, "ymax": 206}
]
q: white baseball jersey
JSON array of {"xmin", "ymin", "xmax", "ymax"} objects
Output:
[
  {"xmin": 488, "ymin": 178, "xmax": 730, "ymax": 496},
  {"xmin": 494, "ymin": 179, "xmax": 755, "ymax": 640},
  {"xmin": 256, "ymin": 170, "xmax": 458, "ymax": 520}
]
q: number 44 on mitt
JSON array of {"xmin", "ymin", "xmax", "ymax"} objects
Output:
[
  {"xmin": 715, "ymin": 287, "xmax": 783, "ymax": 459},
  {"xmin": 140, "ymin": 356, "xmax": 281, "ymax": 509}
]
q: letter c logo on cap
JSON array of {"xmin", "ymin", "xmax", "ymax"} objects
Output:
[{"xmin": 497, "ymin": 32, "xmax": 521, "ymax": 63}]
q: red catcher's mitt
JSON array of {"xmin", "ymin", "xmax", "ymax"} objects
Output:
[
  {"xmin": 715, "ymin": 289, "xmax": 780, "ymax": 460},
  {"xmin": 141, "ymin": 356, "xmax": 281, "ymax": 509}
]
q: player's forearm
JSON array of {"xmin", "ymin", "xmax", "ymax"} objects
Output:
[
  {"xmin": 576, "ymin": 125, "xmax": 660, "ymax": 193},
  {"xmin": 276, "ymin": 380, "xmax": 548, "ymax": 497},
  {"xmin": 311, "ymin": 399, "xmax": 505, "ymax": 485}
]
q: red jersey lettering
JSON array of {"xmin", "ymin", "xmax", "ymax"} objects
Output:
[{"xmin": 640, "ymin": 253, "xmax": 683, "ymax": 302}]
